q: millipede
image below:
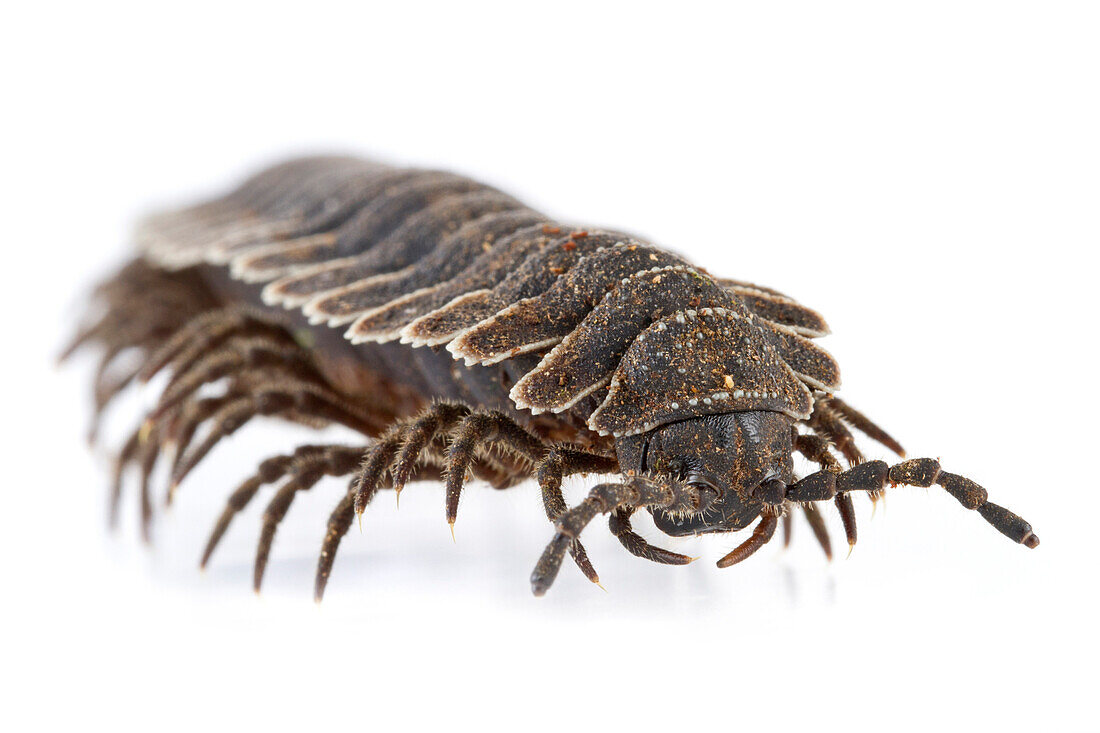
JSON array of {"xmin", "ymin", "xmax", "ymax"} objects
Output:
[{"xmin": 63, "ymin": 155, "xmax": 1039, "ymax": 598}]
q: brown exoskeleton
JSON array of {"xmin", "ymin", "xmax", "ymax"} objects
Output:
[{"xmin": 64, "ymin": 156, "xmax": 1038, "ymax": 599}]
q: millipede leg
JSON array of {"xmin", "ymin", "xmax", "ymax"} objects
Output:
[
  {"xmin": 822, "ymin": 396, "xmax": 905, "ymax": 457},
  {"xmin": 834, "ymin": 494, "xmax": 858, "ymax": 551},
  {"xmin": 801, "ymin": 504, "xmax": 833, "ymax": 560},
  {"xmin": 137, "ymin": 423, "xmax": 161, "ymax": 543},
  {"xmin": 531, "ymin": 477, "xmax": 714, "ymax": 596},
  {"xmin": 537, "ymin": 447, "xmax": 620, "ymax": 586},
  {"xmin": 352, "ymin": 434, "xmax": 403, "ymax": 517},
  {"xmin": 253, "ymin": 470, "xmax": 324, "ymax": 592},
  {"xmin": 315, "ymin": 485, "xmax": 365, "ymax": 603},
  {"xmin": 355, "ymin": 405, "xmax": 551, "ymax": 535},
  {"xmin": 168, "ymin": 380, "xmax": 387, "ymax": 493},
  {"xmin": 313, "ymin": 460, "xmax": 443, "ymax": 603},
  {"xmin": 608, "ymin": 508, "xmax": 695, "ymax": 566},
  {"xmin": 794, "ymin": 433, "xmax": 841, "ymax": 472},
  {"xmin": 443, "ymin": 412, "xmax": 545, "ymax": 530},
  {"xmin": 199, "ymin": 445, "xmax": 364, "ymax": 574},
  {"xmin": 808, "ymin": 404, "xmax": 863, "ymax": 468},
  {"xmin": 201, "ymin": 453, "xmax": 296, "ymax": 569},
  {"xmin": 150, "ymin": 335, "xmax": 305, "ymax": 420},
  {"xmin": 169, "ymin": 396, "xmax": 260, "ymax": 491},
  {"xmin": 389, "ymin": 402, "xmax": 471, "ymax": 500},
  {"xmin": 63, "ymin": 261, "xmax": 219, "ymax": 448},
  {"xmin": 138, "ymin": 308, "xmax": 257, "ymax": 382},
  {"xmin": 794, "ymin": 432, "xmax": 842, "ymax": 557},
  {"xmin": 253, "ymin": 446, "xmax": 364, "ymax": 592},
  {"xmin": 716, "ymin": 514, "xmax": 779, "ymax": 569},
  {"xmin": 165, "ymin": 395, "xmax": 239, "ymax": 477}
]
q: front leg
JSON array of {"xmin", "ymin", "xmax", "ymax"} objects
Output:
[
  {"xmin": 608, "ymin": 507, "xmax": 697, "ymax": 565},
  {"xmin": 531, "ymin": 476, "xmax": 719, "ymax": 596},
  {"xmin": 537, "ymin": 447, "xmax": 620, "ymax": 586}
]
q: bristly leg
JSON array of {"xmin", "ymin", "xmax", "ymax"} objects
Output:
[
  {"xmin": 67, "ymin": 267, "xmax": 398, "ymax": 551},
  {"xmin": 315, "ymin": 405, "xmax": 557, "ymax": 602},
  {"xmin": 801, "ymin": 398, "xmax": 905, "ymax": 553},
  {"xmin": 108, "ymin": 391, "xmax": 235, "ymax": 531},
  {"xmin": 531, "ymin": 475, "xmax": 719, "ymax": 596},
  {"xmin": 808, "ymin": 408, "xmax": 870, "ymax": 539},
  {"xmin": 350, "ymin": 402, "xmax": 602, "ymax": 529},
  {"xmin": 441, "ymin": 411, "xmax": 547, "ymax": 530},
  {"xmin": 201, "ymin": 451, "xmax": 299, "ymax": 570},
  {"xmin": 800, "ymin": 504, "xmax": 833, "ymax": 560},
  {"xmin": 168, "ymin": 377, "xmax": 386, "ymax": 492},
  {"xmin": 315, "ymin": 484, "xmax": 364, "ymax": 603},
  {"xmin": 137, "ymin": 307, "xmax": 278, "ymax": 383},
  {"xmin": 252, "ymin": 445, "xmax": 366, "ymax": 592},
  {"xmin": 314, "ymin": 465, "xmax": 443, "ymax": 603},
  {"xmin": 388, "ymin": 402, "xmax": 471, "ymax": 504},
  {"xmin": 822, "ymin": 396, "xmax": 905, "ymax": 458},
  {"xmin": 609, "ymin": 507, "xmax": 696, "ymax": 566},
  {"xmin": 60, "ymin": 260, "xmax": 218, "ymax": 443},
  {"xmin": 148, "ymin": 334, "xmax": 309, "ymax": 420},
  {"xmin": 807, "ymin": 401, "xmax": 865, "ymax": 467},
  {"xmin": 163, "ymin": 394, "xmax": 241, "ymax": 489},
  {"xmin": 196, "ymin": 444, "xmax": 365, "ymax": 589},
  {"xmin": 716, "ymin": 514, "xmax": 779, "ymax": 568},
  {"xmin": 386, "ymin": 403, "xmax": 542, "ymax": 511},
  {"xmin": 310, "ymin": 405, "xmax": 618, "ymax": 601},
  {"xmin": 109, "ymin": 430, "xmax": 142, "ymax": 529},
  {"xmin": 537, "ymin": 447, "xmax": 621, "ymax": 585},
  {"xmin": 794, "ymin": 431, "xmax": 852, "ymax": 554},
  {"xmin": 834, "ymin": 493, "xmax": 858, "ymax": 552}
]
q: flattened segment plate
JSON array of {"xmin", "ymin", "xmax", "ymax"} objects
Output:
[{"xmin": 588, "ymin": 308, "xmax": 814, "ymax": 437}]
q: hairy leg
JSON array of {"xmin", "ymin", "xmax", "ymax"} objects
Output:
[
  {"xmin": 794, "ymin": 432, "xmax": 853, "ymax": 552},
  {"xmin": 537, "ymin": 447, "xmax": 620, "ymax": 585},
  {"xmin": 608, "ymin": 507, "xmax": 695, "ymax": 565},
  {"xmin": 253, "ymin": 446, "xmax": 368, "ymax": 592},
  {"xmin": 531, "ymin": 476, "xmax": 718, "ymax": 596},
  {"xmin": 716, "ymin": 514, "xmax": 779, "ymax": 568},
  {"xmin": 317, "ymin": 406, "xmax": 553, "ymax": 601}
]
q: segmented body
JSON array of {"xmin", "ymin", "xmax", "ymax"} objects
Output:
[
  {"xmin": 66, "ymin": 155, "xmax": 1038, "ymax": 598},
  {"xmin": 140, "ymin": 156, "xmax": 835, "ymax": 443}
]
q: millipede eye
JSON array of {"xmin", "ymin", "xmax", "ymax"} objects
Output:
[{"xmin": 684, "ymin": 471, "xmax": 721, "ymax": 498}]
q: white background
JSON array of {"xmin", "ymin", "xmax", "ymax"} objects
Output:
[{"xmin": 3, "ymin": 2, "xmax": 1097, "ymax": 731}]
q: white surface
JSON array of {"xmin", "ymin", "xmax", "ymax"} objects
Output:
[{"xmin": 4, "ymin": 2, "xmax": 1097, "ymax": 731}]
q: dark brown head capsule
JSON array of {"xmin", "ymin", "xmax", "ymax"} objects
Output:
[{"xmin": 617, "ymin": 411, "xmax": 794, "ymax": 535}]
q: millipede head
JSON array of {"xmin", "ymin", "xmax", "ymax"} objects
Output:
[{"xmin": 615, "ymin": 411, "xmax": 794, "ymax": 537}]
